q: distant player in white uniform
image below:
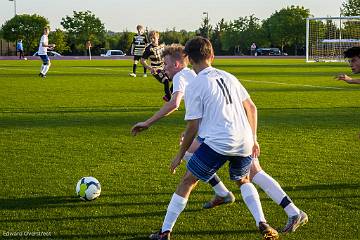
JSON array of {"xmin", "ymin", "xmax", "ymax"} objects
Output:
[
  {"xmin": 131, "ymin": 44, "xmax": 235, "ymax": 207},
  {"xmin": 149, "ymin": 37, "xmax": 280, "ymax": 240},
  {"xmin": 38, "ymin": 27, "xmax": 55, "ymax": 78}
]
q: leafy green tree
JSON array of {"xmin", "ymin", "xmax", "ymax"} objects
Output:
[
  {"xmin": 48, "ymin": 29, "xmax": 70, "ymax": 54},
  {"xmin": 160, "ymin": 28, "xmax": 195, "ymax": 45},
  {"xmin": 1, "ymin": 14, "xmax": 48, "ymax": 55},
  {"xmin": 198, "ymin": 15, "xmax": 212, "ymax": 39},
  {"xmin": 262, "ymin": 5, "xmax": 310, "ymax": 55},
  {"xmin": 342, "ymin": 0, "xmax": 360, "ymax": 16},
  {"xmin": 118, "ymin": 31, "xmax": 133, "ymax": 55},
  {"xmin": 211, "ymin": 19, "xmax": 226, "ymax": 55},
  {"xmin": 220, "ymin": 15, "xmax": 265, "ymax": 55},
  {"xmin": 61, "ymin": 11, "xmax": 105, "ymax": 55}
]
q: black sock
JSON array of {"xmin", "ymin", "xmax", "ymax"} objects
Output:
[
  {"xmin": 132, "ymin": 64, "xmax": 137, "ymax": 74},
  {"xmin": 208, "ymin": 175, "xmax": 221, "ymax": 187},
  {"xmin": 163, "ymin": 80, "xmax": 171, "ymax": 99}
]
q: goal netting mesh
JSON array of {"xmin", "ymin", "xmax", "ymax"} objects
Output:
[{"xmin": 306, "ymin": 16, "xmax": 360, "ymax": 62}]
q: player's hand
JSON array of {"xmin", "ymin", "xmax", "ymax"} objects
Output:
[
  {"xmin": 336, "ymin": 74, "xmax": 352, "ymax": 82},
  {"xmin": 131, "ymin": 122, "xmax": 149, "ymax": 136},
  {"xmin": 170, "ymin": 155, "xmax": 183, "ymax": 174},
  {"xmin": 150, "ymin": 68, "xmax": 156, "ymax": 74},
  {"xmin": 251, "ymin": 141, "xmax": 260, "ymax": 158}
]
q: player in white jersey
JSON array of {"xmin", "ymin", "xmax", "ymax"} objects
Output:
[
  {"xmin": 38, "ymin": 27, "xmax": 55, "ymax": 78},
  {"xmin": 131, "ymin": 44, "xmax": 235, "ymax": 207},
  {"xmin": 149, "ymin": 37, "xmax": 280, "ymax": 240}
]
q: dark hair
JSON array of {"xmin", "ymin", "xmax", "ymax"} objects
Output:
[
  {"xmin": 184, "ymin": 37, "xmax": 213, "ymax": 64},
  {"xmin": 344, "ymin": 47, "xmax": 360, "ymax": 58}
]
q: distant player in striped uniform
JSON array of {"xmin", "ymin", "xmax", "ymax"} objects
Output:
[
  {"xmin": 129, "ymin": 25, "xmax": 148, "ymax": 78},
  {"xmin": 141, "ymin": 31, "xmax": 172, "ymax": 102},
  {"xmin": 38, "ymin": 27, "xmax": 55, "ymax": 78}
]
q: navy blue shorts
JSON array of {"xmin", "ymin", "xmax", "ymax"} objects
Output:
[
  {"xmin": 39, "ymin": 55, "xmax": 49, "ymax": 65},
  {"xmin": 187, "ymin": 143, "xmax": 253, "ymax": 182}
]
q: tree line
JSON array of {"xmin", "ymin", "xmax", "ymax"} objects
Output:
[{"xmin": 0, "ymin": 1, "xmax": 358, "ymax": 56}]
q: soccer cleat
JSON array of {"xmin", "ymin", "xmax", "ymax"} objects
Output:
[
  {"xmin": 282, "ymin": 210, "xmax": 308, "ymax": 233},
  {"xmin": 129, "ymin": 73, "xmax": 136, "ymax": 77},
  {"xmin": 258, "ymin": 222, "xmax": 279, "ymax": 240},
  {"xmin": 149, "ymin": 230, "xmax": 170, "ymax": 240},
  {"xmin": 39, "ymin": 73, "xmax": 46, "ymax": 78},
  {"xmin": 203, "ymin": 191, "xmax": 235, "ymax": 209},
  {"xmin": 143, "ymin": 73, "xmax": 147, "ymax": 77}
]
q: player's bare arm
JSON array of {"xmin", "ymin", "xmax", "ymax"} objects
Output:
[
  {"xmin": 170, "ymin": 119, "xmax": 199, "ymax": 174},
  {"xmin": 131, "ymin": 92, "xmax": 183, "ymax": 136},
  {"xmin": 242, "ymin": 98, "xmax": 260, "ymax": 158},
  {"xmin": 336, "ymin": 74, "xmax": 360, "ymax": 84},
  {"xmin": 140, "ymin": 57, "xmax": 155, "ymax": 74}
]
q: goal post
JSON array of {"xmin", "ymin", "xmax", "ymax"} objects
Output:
[{"xmin": 306, "ymin": 16, "xmax": 360, "ymax": 62}]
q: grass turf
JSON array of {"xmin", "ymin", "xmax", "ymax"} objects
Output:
[{"xmin": 0, "ymin": 58, "xmax": 359, "ymax": 239}]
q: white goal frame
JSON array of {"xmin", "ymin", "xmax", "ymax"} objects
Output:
[{"xmin": 306, "ymin": 16, "xmax": 360, "ymax": 62}]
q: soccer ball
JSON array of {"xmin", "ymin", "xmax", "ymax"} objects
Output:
[
  {"xmin": 24, "ymin": 57, "xmax": 27, "ymax": 60},
  {"xmin": 75, "ymin": 176, "xmax": 101, "ymax": 201}
]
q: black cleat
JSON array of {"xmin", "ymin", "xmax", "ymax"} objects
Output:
[{"xmin": 149, "ymin": 230, "xmax": 170, "ymax": 240}]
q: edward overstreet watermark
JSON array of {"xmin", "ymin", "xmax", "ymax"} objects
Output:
[{"xmin": 3, "ymin": 231, "xmax": 52, "ymax": 237}]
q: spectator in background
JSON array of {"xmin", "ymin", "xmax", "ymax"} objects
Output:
[
  {"xmin": 17, "ymin": 40, "xmax": 24, "ymax": 59},
  {"xmin": 251, "ymin": 43, "xmax": 257, "ymax": 56}
]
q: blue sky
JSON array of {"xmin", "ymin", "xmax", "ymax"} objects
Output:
[{"xmin": 1, "ymin": 0, "xmax": 345, "ymax": 32}]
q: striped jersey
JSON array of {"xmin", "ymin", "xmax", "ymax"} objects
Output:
[
  {"xmin": 142, "ymin": 43, "xmax": 165, "ymax": 68},
  {"xmin": 132, "ymin": 34, "xmax": 148, "ymax": 56}
]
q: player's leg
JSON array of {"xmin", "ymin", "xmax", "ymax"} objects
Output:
[
  {"xmin": 152, "ymin": 70, "xmax": 172, "ymax": 101},
  {"xmin": 39, "ymin": 55, "xmax": 48, "ymax": 78},
  {"xmin": 250, "ymin": 158, "xmax": 308, "ymax": 233},
  {"xmin": 231, "ymin": 156, "xmax": 279, "ymax": 240},
  {"xmin": 184, "ymin": 137, "xmax": 235, "ymax": 209},
  {"xmin": 129, "ymin": 56, "xmax": 138, "ymax": 77},
  {"xmin": 43, "ymin": 57, "xmax": 51, "ymax": 75},
  {"xmin": 143, "ymin": 64, "xmax": 147, "ymax": 77},
  {"xmin": 150, "ymin": 170, "xmax": 199, "ymax": 240}
]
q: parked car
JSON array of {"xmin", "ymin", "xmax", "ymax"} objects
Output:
[
  {"xmin": 33, "ymin": 51, "xmax": 62, "ymax": 57},
  {"xmin": 255, "ymin": 48, "xmax": 283, "ymax": 56},
  {"xmin": 100, "ymin": 50, "xmax": 126, "ymax": 57}
]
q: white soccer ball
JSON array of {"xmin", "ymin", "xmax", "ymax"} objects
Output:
[
  {"xmin": 24, "ymin": 57, "xmax": 27, "ymax": 60},
  {"xmin": 76, "ymin": 176, "xmax": 101, "ymax": 201}
]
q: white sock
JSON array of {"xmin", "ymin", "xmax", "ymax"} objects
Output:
[
  {"xmin": 241, "ymin": 183, "xmax": 266, "ymax": 227},
  {"xmin": 40, "ymin": 64, "xmax": 45, "ymax": 74},
  {"xmin": 162, "ymin": 193, "xmax": 188, "ymax": 233},
  {"xmin": 212, "ymin": 180, "xmax": 229, "ymax": 197},
  {"xmin": 43, "ymin": 64, "xmax": 50, "ymax": 74},
  {"xmin": 183, "ymin": 151, "xmax": 193, "ymax": 162},
  {"xmin": 252, "ymin": 170, "xmax": 300, "ymax": 217}
]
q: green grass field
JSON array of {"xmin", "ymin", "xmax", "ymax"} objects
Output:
[{"xmin": 0, "ymin": 58, "xmax": 359, "ymax": 240}]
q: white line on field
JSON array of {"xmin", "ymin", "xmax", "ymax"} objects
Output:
[
  {"xmin": 240, "ymin": 79, "xmax": 348, "ymax": 90},
  {"xmin": 70, "ymin": 66, "xmax": 127, "ymax": 72},
  {"xmin": 0, "ymin": 67, "xmax": 60, "ymax": 73}
]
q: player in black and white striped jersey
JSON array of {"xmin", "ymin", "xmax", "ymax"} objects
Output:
[
  {"xmin": 129, "ymin": 25, "xmax": 148, "ymax": 77},
  {"xmin": 141, "ymin": 30, "xmax": 172, "ymax": 102}
]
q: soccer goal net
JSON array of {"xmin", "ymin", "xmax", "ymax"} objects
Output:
[{"xmin": 306, "ymin": 16, "xmax": 360, "ymax": 62}]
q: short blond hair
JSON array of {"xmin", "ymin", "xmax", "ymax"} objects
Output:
[
  {"xmin": 148, "ymin": 30, "xmax": 159, "ymax": 38},
  {"xmin": 162, "ymin": 44, "xmax": 188, "ymax": 65}
]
